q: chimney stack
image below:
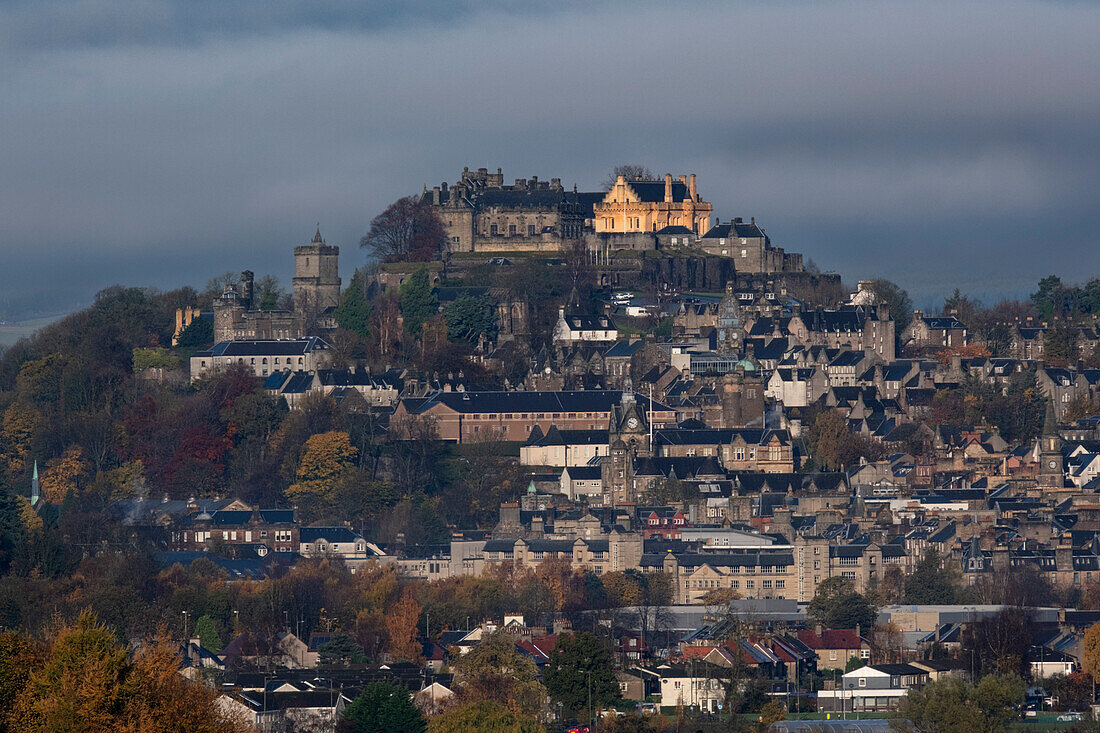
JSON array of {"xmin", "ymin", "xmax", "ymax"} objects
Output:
[
  {"xmin": 689, "ymin": 173, "xmax": 697, "ymax": 200},
  {"xmin": 664, "ymin": 174, "xmax": 673, "ymax": 202}
]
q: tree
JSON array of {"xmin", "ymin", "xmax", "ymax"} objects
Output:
[
  {"xmin": 176, "ymin": 316, "xmax": 214, "ymax": 348},
  {"xmin": 286, "ymin": 431, "xmax": 358, "ymax": 518},
  {"xmin": 543, "ymin": 632, "xmax": 619, "ymax": 719},
  {"xmin": 399, "ymin": 269, "xmax": 438, "ymax": 339},
  {"xmin": 360, "ymin": 195, "xmax": 444, "ymax": 262},
  {"xmin": 193, "ymin": 614, "xmax": 223, "ymax": 653},
  {"xmin": 868, "ymin": 278, "xmax": 914, "ymax": 332},
  {"xmin": 452, "ymin": 630, "xmax": 546, "ymax": 719},
  {"xmin": 385, "ymin": 590, "xmax": 422, "ymax": 663},
  {"xmin": 40, "ymin": 446, "xmax": 92, "ymax": 504},
  {"xmin": 759, "ymin": 699, "xmax": 787, "ymax": 728},
  {"xmin": 904, "ymin": 550, "xmax": 958, "ymax": 604},
  {"xmin": 255, "ymin": 274, "xmax": 285, "ymax": 311},
  {"xmin": 339, "ymin": 681, "xmax": 425, "ymax": 733},
  {"xmin": 897, "ymin": 674, "xmax": 1023, "ymax": 733},
  {"xmin": 602, "ymin": 165, "xmax": 655, "ymax": 190},
  {"xmin": 427, "ymin": 700, "xmax": 544, "ymax": 733},
  {"xmin": 334, "ymin": 270, "xmax": 371, "ymax": 338},
  {"xmin": 318, "ymin": 633, "xmax": 367, "ymax": 666},
  {"xmin": 7, "ymin": 610, "xmax": 247, "ymax": 732},
  {"xmin": 1082, "ymin": 622, "xmax": 1100, "ymax": 682},
  {"xmin": 1, "ymin": 401, "xmax": 40, "ymax": 474},
  {"xmin": 444, "ymin": 293, "xmax": 497, "ymax": 343},
  {"xmin": 807, "ymin": 577, "xmax": 877, "ymax": 631},
  {"xmin": 961, "ymin": 607, "xmax": 1034, "ymax": 679}
]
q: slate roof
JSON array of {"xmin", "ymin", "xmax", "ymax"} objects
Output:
[
  {"xmin": 299, "ymin": 527, "xmax": 361, "ymax": 543},
  {"xmin": 624, "ymin": 179, "xmax": 690, "ymax": 203},
  {"xmin": 198, "ymin": 337, "xmax": 329, "ymax": 357},
  {"xmin": 402, "ymin": 390, "xmax": 673, "ymax": 415}
]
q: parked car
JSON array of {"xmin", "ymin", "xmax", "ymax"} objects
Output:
[
  {"xmin": 1057, "ymin": 712, "xmax": 1084, "ymax": 722},
  {"xmin": 637, "ymin": 702, "xmax": 659, "ymax": 716}
]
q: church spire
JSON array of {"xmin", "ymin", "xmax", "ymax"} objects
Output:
[
  {"xmin": 30, "ymin": 460, "xmax": 39, "ymax": 506},
  {"xmin": 312, "ymin": 224, "xmax": 324, "ymax": 244},
  {"xmin": 1043, "ymin": 395, "xmax": 1058, "ymax": 437}
]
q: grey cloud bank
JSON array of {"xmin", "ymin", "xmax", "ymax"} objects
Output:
[{"xmin": 1, "ymin": 0, "xmax": 1098, "ymax": 317}]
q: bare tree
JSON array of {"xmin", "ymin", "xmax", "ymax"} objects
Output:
[
  {"xmin": 359, "ymin": 195, "xmax": 444, "ymax": 262},
  {"xmin": 602, "ymin": 165, "xmax": 655, "ymax": 190}
]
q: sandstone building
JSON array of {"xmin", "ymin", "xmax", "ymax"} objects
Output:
[{"xmin": 592, "ymin": 173, "xmax": 712, "ymax": 236}]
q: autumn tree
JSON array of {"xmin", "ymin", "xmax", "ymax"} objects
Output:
[
  {"xmin": 1082, "ymin": 622, "xmax": 1100, "ymax": 682},
  {"xmin": 427, "ymin": 700, "xmax": 544, "ymax": 733},
  {"xmin": 452, "ymin": 629, "xmax": 546, "ymax": 719},
  {"xmin": 360, "ymin": 195, "xmax": 444, "ymax": 262},
  {"xmin": 286, "ymin": 431, "xmax": 358, "ymax": 519},
  {"xmin": 1, "ymin": 401, "xmax": 40, "ymax": 474},
  {"xmin": 40, "ymin": 446, "xmax": 92, "ymax": 504},
  {"xmin": 385, "ymin": 590, "xmax": 422, "ymax": 663},
  {"xmin": 868, "ymin": 278, "xmax": 914, "ymax": 333},
  {"xmin": 7, "ymin": 611, "xmax": 246, "ymax": 732}
]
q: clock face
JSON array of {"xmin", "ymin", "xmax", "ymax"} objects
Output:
[
  {"xmin": 1049, "ymin": 460, "xmax": 1057, "ymax": 469},
  {"xmin": 626, "ymin": 417, "xmax": 640, "ymax": 430}
]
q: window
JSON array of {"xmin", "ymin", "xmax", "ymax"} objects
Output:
[
  {"xmin": 528, "ymin": 224, "xmax": 535, "ymax": 235},
  {"xmin": 509, "ymin": 224, "xmax": 516, "ymax": 235},
  {"xmin": 858, "ymin": 678, "xmax": 867, "ymax": 688},
  {"xmin": 490, "ymin": 224, "xmax": 498, "ymax": 235},
  {"xmin": 776, "ymin": 580, "xmax": 785, "ymax": 588},
  {"xmin": 741, "ymin": 249, "xmax": 747, "ymax": 257}
]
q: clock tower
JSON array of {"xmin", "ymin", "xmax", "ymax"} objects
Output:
[
  {"xmin": 602, "ymin": 388, "xmax": 652, "ymax": 505},
  {"xmin": 608, "ymin": 387, "xmax": 651, "ymax": 457},
  {"xmin": 1037, "ymin": 397, "xmax": 1063, "ymax": 488}
]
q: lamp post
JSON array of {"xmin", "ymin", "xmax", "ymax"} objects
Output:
[{"xmin": 182, "ymin": 610, "xmax": 189, "ymax": 641}]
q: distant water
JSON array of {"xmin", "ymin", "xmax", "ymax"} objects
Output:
[{"xmin": 0, "ymin": 314, "xmax": 66, "ymax": 347}]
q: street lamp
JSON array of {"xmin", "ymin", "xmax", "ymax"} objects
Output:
[{"xmin": 182, "ymin": 610, "xmax": 189, "ymax": 641}]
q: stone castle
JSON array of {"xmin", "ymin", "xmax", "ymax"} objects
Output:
[
  {"xmin": 422, "ymin": 166, "xmax": 802, "ymax": 275},
  {"xmin": 175, "ymin": 227, "xmax": 342, "ymax": 344}
]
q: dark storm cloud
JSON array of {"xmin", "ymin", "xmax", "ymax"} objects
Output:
[{"xmin": 1, "ymin": 0, "xmax": 1099, "ymax": 317}]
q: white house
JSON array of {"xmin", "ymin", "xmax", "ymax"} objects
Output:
[
  {"xmin": 553, "ymin": 309, "xmax": 618, "ymax": 345},
  {"xmin": 816, "ymin": 664, "xmax": 928, "ymax": 713},
  {"xmin": 654, "ymin": 664, "xmax": 728, "ymax": 713}
]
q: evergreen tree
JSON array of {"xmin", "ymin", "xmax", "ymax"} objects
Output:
[
  {"xmin": 904, "ymin": 550, "xmax": 958, "ymax": 604},
  {"xmin": 399, "ymin": 269, "xmax": 437, "ymax": 339},
  {"xmin": 334, "ymin": 271, "xmax": 371, "ymax": 338},
  {"xmin": 175, "ymin": 317, "xmax": 214, "ymax": 348},
  {"xmin": 543, "ymin": 632, "xmax": 619, "ymax": 719},
  {"xmin": 443, "ymin": 293, "xmax": 496, "ymax": 343},
  {"xmin": 193, "ymin": 614, "xmax": 223, "ymax": 653},
  {"xmin": 339, "ymin": 681, "xmax": 425, "ymax": 733},
  {"xmin": 318, "ymin": 632, "xmax": 367, "ymax": 666}
]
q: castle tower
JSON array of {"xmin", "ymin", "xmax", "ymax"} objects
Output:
[{"xmin": 293, "ymin": 226, "xmax": 341, "ymax": 312}]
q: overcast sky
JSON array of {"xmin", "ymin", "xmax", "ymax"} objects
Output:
[{"xmin": 2, "ymin": 0, "xmax": 1099, "ymax": 318}]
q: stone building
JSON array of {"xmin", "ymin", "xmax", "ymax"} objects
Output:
[
  {"xmin": 209, "ymin": 228, "xmax": 341, "ymax": 343},
  {"xmin": 292, "ymin": 227, "xmax": 341, "ymax": 312},
  {"xmin": 699, "ymin": 218, "xmax": 803, "ymax": 274},
  {"xmin": 423, "ymin": 167, "xmax": 596, "ymax": 254},
  {"xmin": 593, "ymin": 173, "xmax": 711, "ymax": 236}
]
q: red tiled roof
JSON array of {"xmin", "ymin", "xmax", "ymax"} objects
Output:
[{"xmin": 796, "ymin": 629, "xmax": 862, "ymax": 649}]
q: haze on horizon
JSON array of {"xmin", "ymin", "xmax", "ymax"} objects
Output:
[{"xmin": 2, "ymin": 0, "xmax": 1099, "ymax": 320}]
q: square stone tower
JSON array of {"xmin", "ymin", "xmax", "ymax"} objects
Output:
[{"xmin": 293, "ymin": 227, "xmax": 341, "ymax": 312}]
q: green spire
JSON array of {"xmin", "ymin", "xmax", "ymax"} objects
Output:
[{"xmin": 30, "ymin": 459, "xmax": 40, "ymax": 505}]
